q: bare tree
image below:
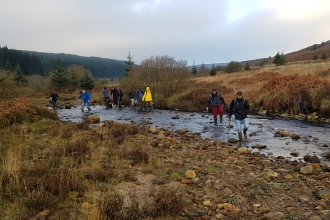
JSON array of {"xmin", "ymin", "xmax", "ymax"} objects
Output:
[{"xmin": 120, "ymin": 55, "xmax": 189, "ymax": 99}]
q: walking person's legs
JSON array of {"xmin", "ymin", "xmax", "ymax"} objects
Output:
[
  {"xmin": 114, "ymin": 96, "xmax": 118, "ymax": 106},
  {"xmin": 235, "ymin": 119, "xmax": 243, "ymax": 141},
  {"xmin": 212, "ymin": 106, "xmax": 219, "ymax": 125},
  {"xmin": 219, "ymin": 104, "xmax": 224, "ymax": 123},
  {"xmin": 150, "ymin": 101, "xmax": 153, "ymax": 111},
  {"xmin": 104, "ymin": 97, "xmax": 109, "ymax": 108},
  {"xmin": 81, "ymin": 102, "xmax": 85, "ymax": 112},
  {"xmin": 243, "ymin": 118, "xmax": 249, "ymax": 138},
  {"xmin": 146, "ymin": 101, "xmax": 150, "ymax": 111}
]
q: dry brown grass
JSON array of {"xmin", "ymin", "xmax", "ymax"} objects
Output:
[
  {"xmin": 0, "ymin": 98, "xmax": 58, "ymax": 128},
  {"xmin": 184, "ymin": 63, "xmax": 330, "ymax": 115}
]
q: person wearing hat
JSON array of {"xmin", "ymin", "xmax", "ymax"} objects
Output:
[
  {"xmin": 78, "ymin": 89, "xmax": 91, "ymax": 112},
  {"xmin": 206, "ymin": 88, "xmax": 227, "ymax": 125},
  {"xmin": 228, "ymin": 91, "xmax": 250, "ymax": 141},
  {"xmin": 142, "ymin": 86, "xmax": 153, "ymax": 111}
]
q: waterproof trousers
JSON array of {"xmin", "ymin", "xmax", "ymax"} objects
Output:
[{"xmin": 212, "ymin": 105, "xmax": 224, "ymax": 121}]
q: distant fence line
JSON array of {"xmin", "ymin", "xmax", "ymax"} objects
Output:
[{"xmin": 262, "ymin": 60, "xmax": 330, "ymax": 70}]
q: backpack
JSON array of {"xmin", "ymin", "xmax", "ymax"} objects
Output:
[
  {"xmin": 209, "ymin": 92, "xmax": 222, "ymax": 103},
  {"xmin": 208, "ymin": 92, "xmax": 222, "ymax": 111}
]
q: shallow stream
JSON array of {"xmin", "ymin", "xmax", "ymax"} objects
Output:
[{"xmin": 57, "ymin": 105, "xmax": 330, "ymax": 164}]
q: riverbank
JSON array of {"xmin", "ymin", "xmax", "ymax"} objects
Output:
[{"xmin": 1, "ymin": 102, "xmax": 330, "ymax": 219}]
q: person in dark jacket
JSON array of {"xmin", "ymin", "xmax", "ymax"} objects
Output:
[
  {"xmin": 206, "ymin": 88, "xmax": 227, "ymax": 125},
  {"xmin": 110, "ymin": 86, "xmax": 118, "ymax": 106},
  {"xmin": 49, "ymin": 90, "xmax": 60, "ymax": 109},
  {"xmin": 128, "ymin": 89, "xmax": 136, "ymax": 106},
  {"xmin": 118, "ymin": 89, "xmax": 123, "ymax": 108},
  {"xmin": 228, "ymin": 91, "xmax": 250, "ymax": 141}
]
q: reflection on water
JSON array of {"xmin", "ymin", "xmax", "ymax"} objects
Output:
[{"xmin": 56, "ymin": 105, "xmax": 330, "ymax": 164}]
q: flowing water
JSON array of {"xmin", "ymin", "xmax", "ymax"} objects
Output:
[{"xmin": 57, "ymin": 105, "xmax": 330, "ymax": 164}]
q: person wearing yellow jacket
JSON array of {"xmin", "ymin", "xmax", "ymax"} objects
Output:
[{"xmin": 142, "ymin": 86, "xmax": 153, "ymax": 111}]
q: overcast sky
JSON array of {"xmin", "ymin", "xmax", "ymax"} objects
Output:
[{"xmin": 1, "ymin": 0, "xmax": 329, "ymax": 65}]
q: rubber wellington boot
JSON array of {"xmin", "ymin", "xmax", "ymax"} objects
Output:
[
  {"xmin": 220, "ymin": 115, "xmax": 223, "ymax": 123},
  {"xmin": 238, "ymin": 132, "xmax": 243, "ymax": 142},
  {"xmin": 214, "ymin": 118, "xmax": 217, "ymax": 126},
  {"xmin": 243, "ymin": 128, "xmax": 248, "ymax": 138}
]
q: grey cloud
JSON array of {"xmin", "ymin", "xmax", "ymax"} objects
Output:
[{"xmin": 1, "ymin": 0, "xmax": 329, "ymax": 65}]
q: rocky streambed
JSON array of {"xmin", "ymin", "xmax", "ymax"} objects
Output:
[
  {"xmin": 57, "ymin": 105, "xmax": 330, "ymax": 166},
  {"xmin": 50, "ymin": 105, "xmax": 330, "ymax": 219}
]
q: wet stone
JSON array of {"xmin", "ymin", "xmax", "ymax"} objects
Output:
[
  {"xmin": 315, "ymin": 189, "xmax": 330, "ymax": 199},
  {"xmin": 253, "ymin": 144, "xmax": 267, "ymax": 149},
  {"xmin": 187, "ymin": 212, "xmax": 200, "ymax": 219},
  {"xmin": 249, "ymin": 131, "xmax": 257, "ymax": 136},
  {"xmin": 197, "ymin": 209, "xmax": 208, "ymax": 216},
  {"xmin": 291, "ymin": 134, "xmax": 300, "ymax": 139},
  {"xmin": 303, "ymin": 155, "xmax": 320, "ymax": 163}
]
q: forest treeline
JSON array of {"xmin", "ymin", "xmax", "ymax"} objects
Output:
[
  {"xmin": 0, "ymin": 46, "xmax": 127, "ymax": 78},
  {"xmin": 0, "ymin": 46, "xmax": 44, "ymax": 75}
]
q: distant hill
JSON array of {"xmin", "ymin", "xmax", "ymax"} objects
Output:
[
  {"xmin": 23, "ymin": 50, "xmax": 127, "ymax": 78},
  {"xmin": 241, "ymin": 40, "xmax": 330, "ymax": 66}
]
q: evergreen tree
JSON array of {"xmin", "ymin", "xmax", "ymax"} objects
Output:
[
  {"xmin": 124, "ymin": 49, "xmax": 135, "ymax": 77},
  {"xmin": 0, "ymin": 46, "xmax": 43, "ymax": 75},
  {"xmin": 273, "ymin": 52, "xmax": 286, "ymax": 65},
  {"xmin": 244, "ymin": 62, "xmax": 251, "ymax": 70},
  {"xmin": 321, "ymin": 52, "xmax": 327, "ymax": 59},
  {"xmin": 190, "ymin": 61, "xmax": 197, "ymax": 74},
  {"xmin": 313, "ymin": 55, "xmax": 318, "ymax": 60},
  {"xmin": 50, "ymin": 58, "xmax": 68, "ymax": 87},
  {"xmin": 209, "ymin": 64, "xmax": 216, "ymax": 76},
  {"xmin": 4, "ymin": 60, "xmax": 13, "ymax": 72},
  {"xmin": 13, "ymin": 64, "xmax": 27, "ymax": 86},
  {"xmin": 80, "ymin": 72, "xmax": 95, "ymax": 90}
]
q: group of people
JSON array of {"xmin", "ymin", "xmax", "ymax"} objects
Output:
[
  {"xmin": 128, "ymin": 87, "xmax": 153, "ymax": 111},
  {"xmin": 206, "ymin": 89, "xmax": 250, "ymax": 142},
  {"xmin": 100, "ymin": 86, "xmax": 123, "ymax": 109},
  {"xmin": 100, "ymin": 86, "xmax": 153, "ymax": 111},
  {"xmin": 50, "ymin": 87, "xmax": 250, "ymax": 141}
]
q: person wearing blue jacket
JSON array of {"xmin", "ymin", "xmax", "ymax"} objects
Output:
[{"xmin": 78, "ymin": 90, "xmax": 91, "ymax": 112}]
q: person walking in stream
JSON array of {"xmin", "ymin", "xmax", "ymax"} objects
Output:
[
  {"xmin": 206, "ymin": 88, "xmax": 227, "ymax": 126},
  {"xmin": 142, "ymin": 86, "xmax": 153, "ymax": 111},
  {"xmin": 100, "ymin": 87, "xmax": 110, "ymax": 108},
  {"xmin": 228, "ymin": 91, "xmax": 250, "ymax": 142},
  {"xmin": 49, "ymin": 90, "xmax": 60, "ymax": 109},
  {"xmin": 78, "ymin": 90, "xmax": 91, "ymax": 112}
]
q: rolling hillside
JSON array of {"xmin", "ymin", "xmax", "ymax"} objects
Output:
[
  {"xmin": 242, "ymin": 40, "xmax": 330, "ymax": 67},
  {"xmin": 23, "ymin": 50, "xmax": 127, "ymax": 78}
]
